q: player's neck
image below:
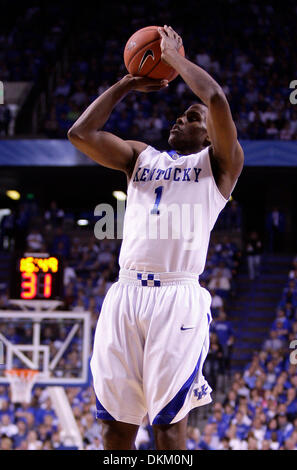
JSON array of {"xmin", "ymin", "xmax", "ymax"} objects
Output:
[{"xmin": 174, "ymin": 143, "xmax": 205, "ymax": 155}]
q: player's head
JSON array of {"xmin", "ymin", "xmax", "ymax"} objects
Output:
[{"xmin": 168, "ymin": 103, "xmax": 210, "ymax": 154}]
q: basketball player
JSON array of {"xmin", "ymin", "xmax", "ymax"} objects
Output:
[{"xmin": 68, "ymin": 25, "xmax": 244, "ymax": 450}]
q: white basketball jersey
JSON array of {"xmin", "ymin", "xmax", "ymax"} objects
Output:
[{"xmin": 119, "ymin": 145, "xmax": 229, "ymax": 274}]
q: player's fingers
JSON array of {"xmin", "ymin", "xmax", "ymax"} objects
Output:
[
  {"xmin": 146, "ymin": 78, "xmax": 168, "ymax": 86},
  {"xmin": 172, "ymin": 29, "xmax": 181, "ymax": 43},
  {"xmin": 135, "ymin": 76, "xmax": 166, "ymax": 85},
  {"xmin": 164, "ymin": 25, "xmax": 172, "ymax": 36},
  {"xmin": 167, "ymin": 25, "xmax": 182, "ymax": 43},
  {"xmin": 147, "ymin": 82, "xmax": 168, "ymax": 91},
  {"xmin": 162, "ymin": 25, "xmax": 170, "ymax": 36},
  {"xmin": 150, "ymin": 80, "xmax": 168, "ymax": 88},
  {"xmin": 158, "ymin": 27, "xmax": 167, "ymax": 39},
  {"xmin": 166, "ymin": 25, "xmax": 176, "ymax": 38}
]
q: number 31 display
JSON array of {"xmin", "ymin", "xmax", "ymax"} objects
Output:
[{"xmin": 10, "ymin": 254, "xmax": 63, "ymax": 301}]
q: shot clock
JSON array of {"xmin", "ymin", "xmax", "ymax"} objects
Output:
[{"xmin": 10, "ymin": 253, "xmax": 63, "ymax": 301}]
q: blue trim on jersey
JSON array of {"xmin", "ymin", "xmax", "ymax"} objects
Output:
[
  {"xmin": 152, "ymin": 351, "xmax": 203, "ymax": 425},
  {"xmin": 96, "ymin": 397, "xmax": 115, "ymax": 421},
  {"xmin": 166, "ymin": 149, "xmax": 183, "ymax": 160}
]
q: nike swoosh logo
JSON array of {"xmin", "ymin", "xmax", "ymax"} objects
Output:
[
  {"xmin": 181, "ymin": 325, "xmax": 196, "ymax": 331},
  {"xmin": 138, "ymin": 49, "xmax": 155, "ymax": 72}
]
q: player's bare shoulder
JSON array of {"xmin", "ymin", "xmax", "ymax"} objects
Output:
[
  {"xmin": 230, "ymin": 140, "xmax": 244, "ymax": 179},
  {"xmin": 125, "ymin": 140, "xmax": 148, "ymax": 179},
  {"xmin": 209, "ymin": 141, "xmax": 244, "ymax": 199}
]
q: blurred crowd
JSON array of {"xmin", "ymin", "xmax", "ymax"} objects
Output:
[
  {"xmin": 1, "ymin": 1, "xmax": 296, "ymax": 142},
  {"xmin": 0, "ymin": 3, "xmax": 72, "ymax": 136},
  {"xmin": 0, "ymin": 386, "xmax": 103, "ymax": 450},
  {"xmin": 0, "ymin": 4, "xmax": 69, "ymax": 83},
  {"xmin": 41, "ymin": 1, "xmax": 296, "ymax": 143},
  {"xmin": 193, "ymin": 256, "xmax": 297, "ymax": 450}
]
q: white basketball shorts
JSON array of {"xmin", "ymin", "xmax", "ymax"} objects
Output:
[{"xmin": 90, "ymin": 269, "xmax": 213, "ymax": 426}]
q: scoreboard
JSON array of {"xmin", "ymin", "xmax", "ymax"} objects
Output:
[{"xmin": 10, "ymin": 253, "xmax": 63, "ymax": 301}]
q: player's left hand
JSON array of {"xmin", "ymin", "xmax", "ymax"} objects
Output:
[
  {"xmin": 122, "ymin": 74, "xmax": 169, "ymax": 92},
  {"xmin": 158, "ymin": 25, "xmax": 183, "ymax": 64}
]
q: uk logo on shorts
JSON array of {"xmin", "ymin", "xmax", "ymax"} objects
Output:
[{"xmin": 194, "ymin": 384, "xmax": 208, "ymax": 401}]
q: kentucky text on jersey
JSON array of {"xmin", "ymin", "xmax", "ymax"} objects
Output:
[{"xmin": 133, "ymin": 166, "xmax": 202, "ymax": 183}]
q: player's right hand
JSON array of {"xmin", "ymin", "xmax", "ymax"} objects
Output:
[
  {"xmin": 158, "ymin": 25, "xmax": 183, "ymax": 65},
  {"xmin": 122, "ymin": 74, "xmax": 168, "ymax": 93}
]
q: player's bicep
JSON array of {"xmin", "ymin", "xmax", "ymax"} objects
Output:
[
  {"xmin": 207, "ymin": 93, "xmax": 243, "ymax": 177},
  {"xmin": 68, "ymin": 129, "xmax": 138, "ymax": 174}
]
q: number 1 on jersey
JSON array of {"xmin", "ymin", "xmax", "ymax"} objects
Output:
[{"xmin": 151, "ymin": 186, "xmax": 163, "ymax": 215}]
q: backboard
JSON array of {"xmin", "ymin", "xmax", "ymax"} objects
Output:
[{"xmin": 0, "ymin": 310, "xmax": 91, "ymax": 386}]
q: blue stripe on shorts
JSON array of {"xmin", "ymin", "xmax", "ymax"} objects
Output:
[
  {"xmin": 96, "ymin": 397, "xmax": 115, "ymax": 421},
  {"xmin": 152, "ymin": 351, "xmax": 203, "ymax": 425}
]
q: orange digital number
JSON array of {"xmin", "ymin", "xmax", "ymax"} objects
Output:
[
  {"xmin": 21, "ymin": 272, "xmax": 37, "ymax": 299},
  {"xmin": 43, "ymin": 273, "xmax": 52, "ymax": 298}
]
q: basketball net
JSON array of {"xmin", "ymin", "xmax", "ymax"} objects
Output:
[{"xmin": 5, "ymin": 369, "xmax": 39, "ymax": 404}]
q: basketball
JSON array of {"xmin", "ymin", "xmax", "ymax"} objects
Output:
[{"xmin": 124, "ymin": 26, "xmax": 185, "ymax": 82}]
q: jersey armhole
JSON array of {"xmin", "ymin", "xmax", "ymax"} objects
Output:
[
  {"xmin": 127, "ymin": 145, "xmax": 153, "ymax": 184},
  {"xmin": 206, "ymin": 146, "xmax": 230, "ymax": 204}
]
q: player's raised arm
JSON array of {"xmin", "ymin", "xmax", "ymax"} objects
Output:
[
  {"xmin": 67, "ymin": 75, "xmax": 168, "ymax": 177},
  {"xmin": 158, "ymin": 26, "xmax": 244, "ymax": 189}
]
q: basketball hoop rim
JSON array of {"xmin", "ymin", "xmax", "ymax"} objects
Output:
[
  {"xmin": 5, "ymin": 368, "xmax": 39, "ymax": 379},
  {"xmin": 5, "ymin": 369, "xmax": 40, "ymax": 404}
]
